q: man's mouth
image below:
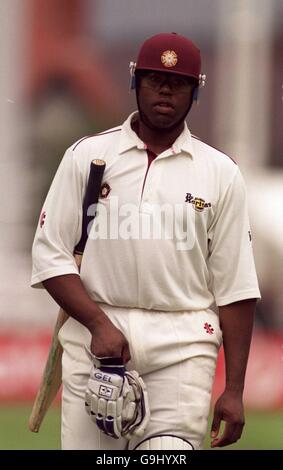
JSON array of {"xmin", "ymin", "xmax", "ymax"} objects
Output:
[{"xmin": 153, "ymin": 101, "xmax": 174, "ymax": 113}]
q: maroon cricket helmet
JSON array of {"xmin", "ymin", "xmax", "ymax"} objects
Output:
[{"xmin": 135, "ymin": 32, "xmax": 201, "ymax": 82}]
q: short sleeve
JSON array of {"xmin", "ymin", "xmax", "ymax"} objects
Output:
[
  {"xmin": 31, "ymin": 148, "xmax": 83, "ymax": 288},
  {"xmin": 208, "ymin": 168, "xmax": 261, "ymax": 306}
]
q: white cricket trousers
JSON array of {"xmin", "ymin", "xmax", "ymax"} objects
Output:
[{"xmin": 58, "ymin": 304, "xmax": 222, "ymax": 450}]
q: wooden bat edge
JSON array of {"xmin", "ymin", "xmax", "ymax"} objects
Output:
[{"xmin": 28, "ymin": 309, "xmax": 68, "ymax": 432}]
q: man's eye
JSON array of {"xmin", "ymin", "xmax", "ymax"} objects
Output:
[
  {"xmin": 148, "ymin": 75, "xmax": 162, "ymax": 83},
  {"xmin": 171, "ymin": 78, "xmax": 187, "ymax": 87}
]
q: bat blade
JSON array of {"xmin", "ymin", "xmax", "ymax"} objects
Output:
[{"xmin": 28, "ymin": 308, "xmax": 68, "ymax": 432}]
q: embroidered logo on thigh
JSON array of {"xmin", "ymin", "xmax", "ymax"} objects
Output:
[{"xmin": 204, "ymin": 323, "xmax": 214, "ymax": 335}]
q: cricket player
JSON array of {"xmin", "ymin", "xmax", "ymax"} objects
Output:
[{"xmin": 31, "ymin": 32, "xmax": 261, "ymax": 450}]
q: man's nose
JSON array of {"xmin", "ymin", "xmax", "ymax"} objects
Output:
[{"xmin": 159, "ymin": 80, "xmax": 172, "ymax": 93}]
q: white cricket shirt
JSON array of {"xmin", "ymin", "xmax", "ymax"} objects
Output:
[{"xmin": 31, "ymin": 112, "xmax": 260, "ymax": 310}]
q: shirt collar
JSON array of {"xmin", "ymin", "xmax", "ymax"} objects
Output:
[
  {"xmin": 171, "ymin": 121, "xmax": 194, "ymax": 158},
  {"xmin": 118, "ymin": 111, "xmax": 194, "ymax": 159},
  {"xmin": 118, "ymin": 112, "xmax": 146, "ymax": 154}
]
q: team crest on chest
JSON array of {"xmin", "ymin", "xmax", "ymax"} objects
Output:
[
  {"xmin": 100, "ymin": 182, "xmax": 111, "ymax": 198},
  {"xmin": 185, "ymin": 193, "xmax": 211, "ymax": 212},
  {"xmin": 161, "ymin": 50, "xmax": 178, "ymax": 68}
]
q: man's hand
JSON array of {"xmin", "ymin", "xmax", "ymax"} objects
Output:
[
  {"xmin": 90, "ymin": 318, "xmax": 131, "ymax": 364},
  {"xmin": 210, "ymin": 390, "xmax": 245, "ymax": 447},
  {"xmin": 212, "ymin": 300, "xmax": 256, "ymax": 448}
]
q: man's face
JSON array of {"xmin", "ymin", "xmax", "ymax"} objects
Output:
[{"xmin": 137, "ymin": 71, "xmax": 195, "ymax": 131}]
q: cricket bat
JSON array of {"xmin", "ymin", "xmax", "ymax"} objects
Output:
[{"xmin": 29, "ymin": 159, "xmax": 106, "ymax": 432}]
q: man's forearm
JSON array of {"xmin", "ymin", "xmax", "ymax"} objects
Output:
[
  {"xmin": 43, "ymin": 274, "xmax": 108, "ymax": 332},
  {"xmin": 219, "ymin": 299, "xmax": 256, "ymax": 393},
  {"xmin": 43, "ymin": 274, "xmax": 130, "ymax": 361}
]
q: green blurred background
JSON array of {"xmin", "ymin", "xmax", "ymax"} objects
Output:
[{"xmin": 0, "ymin": 405, "xmax": 282, "ymax": 450}]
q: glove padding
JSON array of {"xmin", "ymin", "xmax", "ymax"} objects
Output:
[
  {"xmin": 85, "ymin": 351, "xmax": 150, "ymax": 439},
  {"xmin": 121, "ymin": 370, "xmax": 151, "ymax": 439}
]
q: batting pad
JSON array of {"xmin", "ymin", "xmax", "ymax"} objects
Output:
[{"xmin": 133, "ymin": 434, "xmax": 194, "ymax": 450}]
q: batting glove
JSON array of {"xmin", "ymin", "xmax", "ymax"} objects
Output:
[{"xmin": 85, "ymin": 349, "xmax": 150, "ymax": 440}]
